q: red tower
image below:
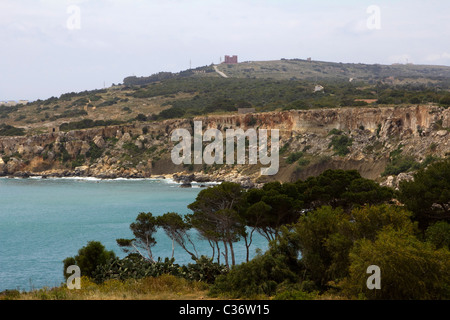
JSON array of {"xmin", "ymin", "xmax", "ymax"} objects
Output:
[{"xmin": 224, "ymin": 55, "xmax": 238, "ymax": 64}]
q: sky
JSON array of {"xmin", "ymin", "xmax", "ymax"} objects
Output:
[{"xmin": 1, "ymin": 0, "xmax": 449, "ymax": 102}]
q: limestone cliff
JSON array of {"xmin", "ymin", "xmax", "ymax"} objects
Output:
[{"xmin": 0, "ymin": 105, "xmax": 449, "ymax": 187}]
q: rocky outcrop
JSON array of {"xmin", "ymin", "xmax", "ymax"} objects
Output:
[
  {"xmin": 201, "ymin": 105, "xmax": 449, "ymax": 139},
  {"xmin": 0, "ymin": 105, "xmax": 449, "ymax": 186}
]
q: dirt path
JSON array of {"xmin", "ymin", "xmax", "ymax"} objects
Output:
[{"xmin": 213, "ymin": 65, "xmax": 228, "ymax": 78}]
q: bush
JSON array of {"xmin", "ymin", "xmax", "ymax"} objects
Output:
[
  {"xmin": 63, "ymin": 241, "xmax": 116, "ymax": 280},
  {"xmin": 382, "ymin": 155, "xmax": 419, "ymax": 176},
  {"xmin": 342, "ymin": 227, "xmax": 450, "ymax": 300},
  {"xmin": 328, "ymin": 135, "xmax": 352, "ymax": 156},
  {"xmin": 297, "ymin": 158, "xmax": 310, "ymax": 167},
  {"xmin": 209, "ymin": 229, "xmax": 305, "ymax": 299},
  {"xmin": 286, "ymin": 151, "xmax": 304, "ymax": 164},
  {"xmin": 92, "ymin": 254, "xmax": 227, "ymax": 285},
  {"xmin": 180, "ymin": 256, "xmax": 228, "ymax": 284},
  {"xmin": 86, "ymin": 142, "xmax": 103, "ymax": 161},
  {"xmin": 0, "ymin": 124, "xmax": 25, "ymax": 136},
  {"xmin": 135, "ymin": 114, "xmax": 147, "ymax": 121},
  {"xmin": 439, "ymin": 93, "xmax": 450, "ymax": 107},
  {"xmin": 0, "ymin": 290, "xmax": 21, "ymax": 300},
  {"xmin": 59, "ymin": 119, "xmax": 124, "ymax": 131},
  {"xmin": 71, "ymin": 154, "xmax": 86, "ymax": 168},
  {"xmin": 93, "ymin": 255, "xmax": 180, "ymax": 283},
  {"xmin": 398, "ymin": 159, "xmax": 450, "ymax": 230},
  {"xmin": 425, "ymin": 221, "xmax": 450, "ymax": 249},
  {"xmin": 328, "ymin": 128, "xmax": 343, "ymax": 136}
]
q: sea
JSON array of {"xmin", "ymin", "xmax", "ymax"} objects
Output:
[{"xmin": 0, "ymin": 177, "xmax": 268, "ymax": 292}]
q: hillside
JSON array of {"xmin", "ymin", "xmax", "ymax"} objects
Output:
[
  {"xmin": 1, "ymin": 59, "xmax": 450, "ymax": 185},
  {"xmin": 1, "ymin": 59, "xmax": 450, "ymax": 136},
  {"xmin": 214, "ymin": 58, "xmax": 450, "ymax": 83},
  {"xmin": 1, "ymin": 105, "xmax": 449, "ymax": 188}
]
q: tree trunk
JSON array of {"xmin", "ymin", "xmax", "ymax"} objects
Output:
[
  {"xmin": 171, "ymin": 239, "xmax": 175, "ymax": 259},
  {"xmin": 216, "ymin": 241, "xmax": 221, "ymax": 264},
  {"xmin": 223, "ymin": 241, "xmax": 229, "ymax": 268},
  {"xmin": 209, "ymin": 240, "xmax": 215, "ymax": 261},
  {"xmin": 245, "ymin": 227, "xmax": 256, "ymax": 263},
  {"xmin": 229, "ymin": 240, "xmax": 236, "ymax": 266}
]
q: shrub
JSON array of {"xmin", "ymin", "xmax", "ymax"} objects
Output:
[
  {"xmin": 279, "ymin": 142, "xmax": 290, "ymax": 154},
  {"xmin": 286, "ymin": 151, "xmax": 304, "ymax": 164},
  {"xmin": 86, "ymin": 142, "xmax": 103, "ymax": 161},
  {"xmin": 328, "ymin": 128, "xmax": 343, "ymax": 136},
  {"xmin": 398, "ymin": 159, "xmax": 450, "ymax": 230},
  {"xmin": 71, "ymin": 154, "xmax": 86, "ymax": 168},
  {"xmin": 297, "ymin": 158, "xmax": 310, "ymax": 167},
  {"xmin": 425, "ymin": 221, "xmax": 450, "ymax": 249},
  {"xmin": 0, "ymin": 124, "xmax": 26, "ymax": 136},
  {"xmin": 135, "ymin": 114, "xmax": 147, "ymax": 121},
  {"xmin": 328, "ymin": 135, "xmax": 353, "ymax": 156},
  {"xmin": 439, "ymin": 93, "xmax": 450, "ymax": 107},
  {"xmin": 342, "ymin": 227, "xmax": 450, "ymax": 300},
  {"xmin": 180, "ymin": 256, "xmax": 228, "ymax": 284},
  {"xmin": 93, "ymin": 255, "xmax": 180, "ymax": 284},
  {"xmin": 63, "ymin": 241, "xmax": 116, "ymax": 280},
  {"xmin": 0, "ymin": 290, "xmax": 21, "ymax": 300},
  {"xmin": 59, "ymin": 119, "xmax": 124, "ymax": 131},
  {"xmin": 382, "ymin": 155, "xmax": 419, "ymax": 176},
  {"xmin": 92, "ymin": 254, "xmax": 227, "ymax": 285},
  {"xmin": 209, "ymin": 229, "xmax": 305, "ymax": 299}
]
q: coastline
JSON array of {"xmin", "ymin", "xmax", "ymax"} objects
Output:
[{"xmin": 0, "ymin": 170, "xmax": 227, "ymax": 188}]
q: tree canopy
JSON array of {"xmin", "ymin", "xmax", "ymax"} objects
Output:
[{"xmin": 398, "ymin": 159, "xmax": 450, "ymax": 230}]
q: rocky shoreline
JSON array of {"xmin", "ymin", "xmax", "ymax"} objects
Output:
[
  {"xmin": 0, "ymin": 169, "xmax": 260, "ymax": 189},
  {"xmin": 1, "ymin": 105, "xmax": 449, "ymax": 190}
]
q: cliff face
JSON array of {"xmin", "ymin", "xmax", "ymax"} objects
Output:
[
  {"xmin": 202, "ymin": 105, "xmax": 448, "ymax": 137},
  {"xmin": 0, "ymin": 105, "xmax": 449, "ymax": 185}
]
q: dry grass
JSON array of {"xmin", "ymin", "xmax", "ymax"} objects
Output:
[
  {"xmin": 4, "ymin": 88, "xmax": 194, "ymax": 132},
  {"xmin": 2, "ymin": 275, "xmax": 212, "ymax": 300}
]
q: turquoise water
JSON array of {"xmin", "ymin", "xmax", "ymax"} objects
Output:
[{"xmin": 0, "ymin": 177, "xmax": 267, "ymax": 292}]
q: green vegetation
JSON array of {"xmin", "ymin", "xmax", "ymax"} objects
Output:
[
  {"xmin": 1, "ymin": 59, "xmax": 450, "ymax": 137},
  {"xmin": 2, "ymin": 60, "xmax": 450, "ymax": 136},
  {"xmin": 342, "ymin": 227, "xmax": 450, "ymax": 299},
  {"xmin": 3, "ymin": 164, "xmax": 450, "ymax": 300},
  {"xmin": 86, "ymin": 142, "xmax": 103, "ymax": 162},
  {"xmin": 398, "ymin": 159, "xmax": 450, "ymax": 230},
  {"xmin": 119, "ymin": 75, "xmax": 450, "ymax": 121},
  {"xmin": 0, "ymin": 124, "xmax": 25, "ymax": 136},
  {"xmin": 220, "ymin": 59, "xmax": 450, "ymax": 86},
  {"xmin": 327, "ymin": 130, "xmax": 353, "ymax": 156},
  {"xmin": 286, "ymin": 151, "xmax": 304, "ymax": 164},
  {"xmin": 71, "ymin": 154, "xmax": 85, "ymax": 169},
  {"xmin": 93, "ymin": 255, "xmax": 227, "ymax": 285},
  {"xmin": 425, "ymin": 221, "xmax": 450, "ymax": 249},
  {"xmin": 382, "ymin": 145, "xmax": 439, "ymax": 176},
  {"xmin": 59, "ymin": 119, "xmax": 124, "ymax": 131},
  {"xmin": 116, "ymin": 212, "xmax": 159, "ymax": 262},
  {"xmin": 63, "ymin": 241, "xmax": 116, "ymax": 279},
  {"xmin": 55, "ymin": 109, "xmax": 88, "ymax": 120},
  {"xmin": 2, "ymin": 56, "xmax": 450, "ymax": 299},
  {"xmin": 382, "ymin": 144, "xmax": 418, "ymax": 176},
  {"xmin": 123, "ymin": 66, "xmax": 215, "ymax": 86}
]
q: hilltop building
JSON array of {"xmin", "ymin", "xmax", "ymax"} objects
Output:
[{"xmin": 224, "ymin": 55, "xmax": 238, "ymax": 64}]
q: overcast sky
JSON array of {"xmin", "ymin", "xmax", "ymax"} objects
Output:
[{"xmin": 1, "ymin": 0, "xmax": 449, "ymax": 101}]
